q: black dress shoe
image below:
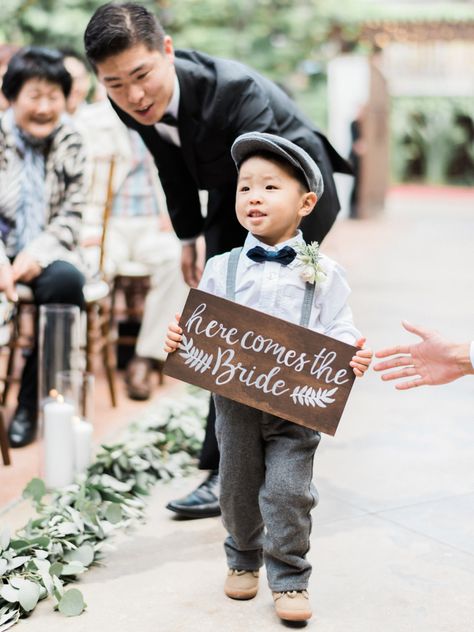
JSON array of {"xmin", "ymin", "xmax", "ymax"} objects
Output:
[
  {"xmin": 8, "ymin": 406, "xmax": 37, "ymax": 448},
  {"xmin": 166, "ymin": 470, "xmax": 221, "ymax": 518}
]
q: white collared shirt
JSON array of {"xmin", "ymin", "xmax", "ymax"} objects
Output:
[
  {"xmin": 154, "ymin": 75, "xmax": 181, "ymax": 146},
  {"xmin": 199, "ymin": 230, "xmax": 361, "ymax": 345}
]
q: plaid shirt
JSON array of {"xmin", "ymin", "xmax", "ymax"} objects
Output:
[
  {"xmin": 0, "ymin": 112, "xmax": 86, "ymax": 269},
  {"xmin": 111, "ymin": 131, "xmax": 160, "ymax": 218}
]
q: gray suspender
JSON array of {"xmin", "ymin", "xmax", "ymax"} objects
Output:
[
  {"xmin": 226, "ymin": 247, "xmax": 242, "ymax": 301},
  {"xmin": 225, "ymin": 246, "xmax": 315, "ymax": 327},
  {"xmin": 300, "ymin": 280, "xmax": 315, "ymax": 328}
]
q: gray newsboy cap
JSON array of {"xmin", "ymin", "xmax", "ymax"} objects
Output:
[{"xmin": 231, "ymin": 132, "xmax": 324, "ymax": 198}]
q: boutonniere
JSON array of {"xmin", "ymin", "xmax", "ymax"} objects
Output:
[{"xmin": 295, "ymin": 241, "xmax": 326, "ymax": 285}]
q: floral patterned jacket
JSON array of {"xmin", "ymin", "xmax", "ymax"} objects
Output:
[{"xmin": 0, "ymin": 111, "xmax": 86, "ymax": 270}]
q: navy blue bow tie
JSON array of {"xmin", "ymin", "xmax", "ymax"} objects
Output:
[
  {"xmin": 160, "ymin": 113, "xmax": 178, "ymax": 126},
  {"xmin": 246, "ymin": 245, "xmax": 297, "ymax": 266}
]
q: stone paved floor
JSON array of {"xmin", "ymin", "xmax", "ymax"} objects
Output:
[{"xmin": 3, "ymin": 187, "xmax": 474, "ymax": 631}]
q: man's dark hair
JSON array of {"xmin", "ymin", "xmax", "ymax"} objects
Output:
[
  {"xmin": 84, "ymin": 2, "xmax": 166, "ymax": 69},
  {"xmin": 238, "ymin": 150, "xmax": 309, "ymax": 192},
  {"xmin": 2, "ymin": 46, "xmax": 72, "ymax": 101}
]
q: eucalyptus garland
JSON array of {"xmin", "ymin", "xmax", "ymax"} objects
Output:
[{"xmin": 0, "ymin": 387, "xmax": 209, "ymax": 630}]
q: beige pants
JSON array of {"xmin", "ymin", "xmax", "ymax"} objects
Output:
[{"xmin": 104, "ymin": 216, "xmax": 188, "ymax": 362}]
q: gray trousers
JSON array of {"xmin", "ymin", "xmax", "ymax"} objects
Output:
[{"xmin": 214, "ymin": 394, "xmax": 321, "ymax": 592}]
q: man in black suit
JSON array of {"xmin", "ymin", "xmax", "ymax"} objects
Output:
[{"xmin": 84, "ymin": 2, "xmax": 352, "ymax": 518}]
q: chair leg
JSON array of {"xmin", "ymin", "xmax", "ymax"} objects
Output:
[
  {"xmin": 99, "ymin": 302, "xmax": 117, "ymax": 408},
  {"xmin": 85, "ymin": 306, "xmax": 93, "ymax": 373},
  {"xmin": 1, "ymin": 321, "xmax": 19, "ymax": 407},
  {"xmin": 0, "ymin": 408, "xmax": 11, "ymax": 466},
  {"xmin": 157, "ymin": 362, "xmax": 164, "ymax": 386}
]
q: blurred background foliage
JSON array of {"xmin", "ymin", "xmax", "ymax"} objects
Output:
[
  {"xmin": 1, "ymin": 0, "xmax": 473, "ymax": 184},
  {"xmin": 391, "ymin": 97, "xmax": 474, "ymax": 185}
]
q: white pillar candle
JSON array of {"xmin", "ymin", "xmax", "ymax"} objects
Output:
[
  {"xmin": 73, "ymin": 417, "xmax": 93, "ymax": 474},
  {"xmin": 43, "ymin": 396, "xmax": 75, "ymax": 488}
]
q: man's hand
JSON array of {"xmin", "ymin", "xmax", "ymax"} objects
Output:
[
  {"xmin": 373, "ymin": 321, "xmax": 471, "ymax": 389},
  {"xmin": 181, "ymin": 242, "xmax": 202, "ymax": 288},
  {"xmin": 350, "ymin": 337, "xmax": 373, "ymax": 377},
  {"xmin": 164, "ymin": 313, "xmax": 183, "ymax": 354},
  {"xmin": 11, "ymin": 251, "xmax": 42, "ymax": 283},
  {"xmin": 81, "ymin": 235, "xmax": 102, "ymax": 248},
  {"xmin": 0, "ymin": 263, "xmax": 18, "ymax": 302},
  {"xmin": 158, "ymin": 214, "xmax": 173, "ymax": 232}
]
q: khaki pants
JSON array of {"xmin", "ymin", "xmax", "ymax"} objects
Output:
[{"xmin": 104, "ymin": 216, "xmax": 189, "ymax": 362}]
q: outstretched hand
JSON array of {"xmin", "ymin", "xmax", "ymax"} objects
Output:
[
  {"xmin": 373, "ymin": 321, "xmax": 468, "ymax": 389},
  {"xmin": 350, "ymin": 337, "xmax": 373, "ymax": 377},
  {"xmin": 164, "ymin": 313, "xmax": 183, "ymax": 354}
]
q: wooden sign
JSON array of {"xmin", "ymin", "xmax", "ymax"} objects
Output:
[{"xmin": 164, "ymin": 289, "xmax": 357, "ymax": 436}]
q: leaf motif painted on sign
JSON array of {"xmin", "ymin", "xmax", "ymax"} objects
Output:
[
  {"xmin": 290, "ymin": 385, "xmax": 339, "ymax": 408},
  {"xmin": 178, "ymin": 334, "xmax": 213, "ymax": 373}
]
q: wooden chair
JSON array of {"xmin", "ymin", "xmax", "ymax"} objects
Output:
[
  {"xmin": 110, "ymin": 265, "xmax": 152, "ymax": 370},
  {"xmin": 0, "ymin": 281, "xmax": 117, "ymax": 410},
  {"xmin": 0, "ymin": 408, "xmax": 10, "ymax": 465},
  {"xmin": 0, "ymin": 285, "xmax": 36, "ymax": 409},
  {"xmin": 95, "ymin": 157, "xmax": 156, "ymax": 377}
]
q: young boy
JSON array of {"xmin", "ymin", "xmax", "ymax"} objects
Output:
[{"xmin": 165, "ymin": 132, "xmax": 372, "ymax": 623}]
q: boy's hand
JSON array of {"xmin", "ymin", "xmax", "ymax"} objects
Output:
[
  {"xmin": 350, "ymin": 337, "xmax": 373, "ymax": 377},
  {"xmin": 164, "ymin": 313, "xmax": 183, "ymax": 354}
]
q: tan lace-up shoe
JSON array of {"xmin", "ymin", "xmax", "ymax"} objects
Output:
[
  {"xmin": 224, "ymin": 569, "xmax": 259, "ymax": 600},
  {"xmin": 272, "ymin": 590, "xmax": 312, "ymax": 621}
]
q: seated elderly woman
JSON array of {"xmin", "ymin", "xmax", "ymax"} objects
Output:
[{"xmin": 0, "ymin": 47, "xmax": 86, "ymax": 448}]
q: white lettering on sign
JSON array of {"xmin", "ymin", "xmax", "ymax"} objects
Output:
[
  {"xmin": 182, "ymin": 301, "xmax": 350, "ymax": 409},
  {"xmin": 212, "ymin": 348, "xmax": 289, "ymax": 395},
  {"xmin": 310, "ymin": 349, "xmax": 350, "ymax": 385}
]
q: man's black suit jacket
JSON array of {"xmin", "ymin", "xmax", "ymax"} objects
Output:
[{"xmin": 112, "ymin": 49, "xmax": 352, "ymax": 258}]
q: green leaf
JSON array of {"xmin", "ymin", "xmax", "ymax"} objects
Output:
[
  {"xmin": 32, "ymin": 535, "xmax": 50, "ymax": 549},
  {"xmin": 9, "ymin": 535, "xmax": 50, "ymax": 554},
  {"xmin": 105, "ymin": 503, "xmax": 122, "ymax": 525},
  {"xmin": 7, "ymin": 555, "xmax": 31, "ymax": 570},
  {"xmin": 0, "ymin": 605, "xmax": 20, "ymax": 628},
  {"xmin": 50, "ymin": 562, "xmax": 63, "ymax": 577},
  {"xmin": 58, "ymin": 589, "xmax": 86, "ymax": 617},
  {"xmin": 37, "ymin": 569, "xmax": 55, "ymax": 596},
  {"xmin": 16, "ymin": 579, "xmax": 41, "ymax": 612},
  {"xmin": 101, "ymin": 490, "xmax": 126, "ymax": 503},
  {"xmin": 60, "ymin": 561, "xmax": 86, "ymax": 576},
  {"xmin": 0, "ymin": 584, "xmax": 19, "ymax": 604},
  {"xmin": 0, "ymin": 559, "xmax": 7, "ymax": 576},
  {"xmin": 22, "ymin": 478, "xmax": 47, "ymax": 503},
  {"xmin": 52, "ymin": 575, "xmax": 64, "ymax": 601},
  {"xmin": 100, "ymin": 474, "xmax": 133, "ymax": 493},
  {"xmin": 64, "ymin": 544, "xmax": 94, "ymax": 567},
  {"xmin": 75, "ymin": 498, "xmax": 99, "ymax": 523},
  {"xmin": 9, "ymin": 539, "xmax": 30, "ymax": 551}
]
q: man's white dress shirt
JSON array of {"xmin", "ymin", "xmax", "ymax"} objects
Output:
[
  {"xmin": 199, "ymin": 230, "xmax": 361, "ymax": 345},
  {"xmin": 154, "ymin": 75, "xmax": 181, "ymax": 147}
]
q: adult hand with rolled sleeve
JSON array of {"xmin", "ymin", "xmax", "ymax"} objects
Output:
[{"xmin": 373, "ymin": 320, "xmax": 474, "ymax": 389}]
